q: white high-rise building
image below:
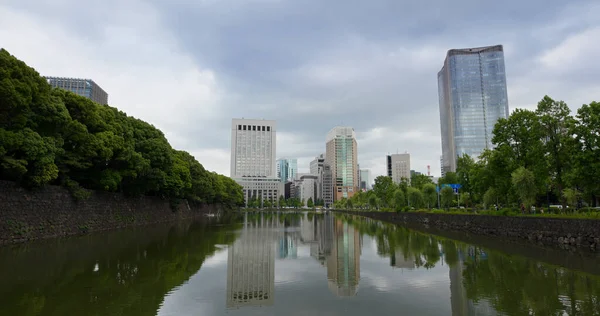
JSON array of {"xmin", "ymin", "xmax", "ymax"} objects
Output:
[
  {"xmin": 386, "ymin": 153, "xmax": 411, "ymax": 184},
  {"xmin": 230, "ymin": 118, "xmax": 283, "ymax": 206}
]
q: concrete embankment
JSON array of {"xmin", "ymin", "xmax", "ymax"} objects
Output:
[{"xmin": 0, "ymin": 180, "xmax": 225, "ymax": 245}]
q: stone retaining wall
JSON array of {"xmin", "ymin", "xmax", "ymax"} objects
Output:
[
  {"xmin": 335, "ymin": 210, "xmax": 600, "ymax": 252},
  {"xmin": 0, "ymin": 181, "xmax": 224, "ymax": 245}
]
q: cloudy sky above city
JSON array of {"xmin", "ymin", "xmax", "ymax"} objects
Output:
[{"xmin": 2, "ymin": 0, "xmax": 599, "ymax": 179}]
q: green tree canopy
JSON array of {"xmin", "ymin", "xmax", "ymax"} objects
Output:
[{"xmin": 0, "ymin": 49, "xmax": 243, "ymax": 208}]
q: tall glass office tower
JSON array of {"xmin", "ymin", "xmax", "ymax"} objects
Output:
[
  {"xmin": 438, "ymin": 45, "xmax": 509, "ymax": 174},
  {"xmin": 325, "ymin": 126, "xmax": 358, "ymax": 201}
]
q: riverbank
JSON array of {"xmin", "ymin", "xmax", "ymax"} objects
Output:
[
  {"xmin": 0, "ymin": 180, "xmax": 227, "ymax": 245},
  {"xmin": 334, "ymin": 210, "xmax": 600, "ymax": 252}
]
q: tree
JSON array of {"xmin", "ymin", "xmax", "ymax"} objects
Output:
[
  {"xmin": 278, "ymin": 195, "xmax": 286, "ymax": 208},
  {"xmin": 536, "ymin": 96, "xmax": 576, "ymax": 208},
  {"xmin": 264, "ymin": 199, "xmax": 272, "ymax": 208},
  {"xmin": 346, "ymin": 198, "xmax": 353, "ymax": 210},
  {"xmin": 562, "ymin": 189, "xmax": 580, "ymax": 210},
  {"xmin": 372, "ymin": 175, "xmax": 396, "ymax": 207},
  {"xmin": 0, "ymin": 49, "xmax": 243, "ymax": 207},
  {"xmin": 411, "ymin": 173, "xmax": 433, "ymax": 190},
  {"xmin": 487, "ymin": 109, "xmax": 547, "ymax": 204},
  {"xmin": 456, "ymin": 154, "xmax": 475, "ymax": 199},
  {"xmin": 307, "ymin": 197, "xmax": 314, "ymax": 208},
  {"xmin": 440, "ymin": 186, "xmax": 454, "ymax": 210},
  {"xmin": 511, "ymin": 167, "xmax": 537, "ymax": 209},
  {"xmin": 438, "ymin": 172, "xmax": 459, "ymax": 186},
  {"xmin": 572, "ymin": 101, "xmax": 600, "ymax": 206},
  {"xmin": 483, "ymin": 187, "xmax": 499, "ymax": 209},
  {"xmin": 422, "ymin": 184, "xmax": 437, "ymax": 209},
  {"xmin": 368, "ymin": 195, "xmax": 379, "ymax": 210},
  {"xmin": 407, "ymin": 187, "xmax": 423, "ymax": 209},
  {"xmin": 393, "ymin": 189, "xmax": 405, "ymax": 212}
]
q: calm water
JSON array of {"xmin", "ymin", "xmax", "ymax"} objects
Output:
[{"xmin": 2, "ymin": 212, "xmax": 600, "ymax": 316}]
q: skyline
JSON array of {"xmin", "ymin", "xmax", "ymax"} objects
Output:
[{"xmin": 2, "ymin": 1, "xmax": 599, "ymax": 179}]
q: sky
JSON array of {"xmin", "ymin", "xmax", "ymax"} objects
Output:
[{"xmin": 2, "ymin": 0, "xmax": 600, "ymax": 180}]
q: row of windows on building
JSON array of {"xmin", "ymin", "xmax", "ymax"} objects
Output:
[{"xmin": 237, "ymin": 125, "xmax": 272, "ymax": 132}]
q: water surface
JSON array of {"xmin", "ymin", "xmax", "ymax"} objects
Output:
[{"xmin": 1, "ymin": 212, "xmax": 600, "ymax": 315}]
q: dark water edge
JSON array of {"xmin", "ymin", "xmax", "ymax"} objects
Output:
[
  {"xmin": 333, "ymin": 210, "xmax": 600, "ymax": 253},
  {"xmin": 334, "ymin": 211, "xmax": 600, "ymax": 274}
]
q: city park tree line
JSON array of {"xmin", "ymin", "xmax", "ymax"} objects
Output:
[
  {"xmin": 337, "ymin": 95, "xmax": 600, "ymax": 212},
  {"xmin": 0, "ymin": 49, "xmax": 244, "ymax": 207}
]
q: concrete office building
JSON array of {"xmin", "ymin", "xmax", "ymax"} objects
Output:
[
  {"xmin": 299, "ymin": 174, "xmax": 318, "ymax": 206},
  {"xmin": 322, "ymin": 164, "xmax": 333, "ymax": 208},
  {"xmin": 325, "ymin": 127, "xmax": 359, "ymax": 201},
  {"xmin": 310, "ymin": 154, "xmax": 326, "ymax": 201},
  {"xmin": 386, "ymin": 153, "xmax": 411, "ymax": 184},
  {"xmin": 45, "ymin": 77, "xmax": 108, "ymax": 105},
  {"xmin": 438, "ymin": 45, "xmax": 509, "ymax": 173},
  {"xmin": 310, "ymin": 154, "xmax": 325, "ymax": 175},
  {"xmin": 276, "ymin": 158, "xmax": 298, "ymax": 182},
  {"xmin": 230, "ymin": 118, "xmax": 283, "ymax": 206},
  {"xmin": 440, "ymin": 155, "xmax": 445, "ymax": 177}
]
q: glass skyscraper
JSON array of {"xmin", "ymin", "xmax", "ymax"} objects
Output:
[
  {"xmin": 438, "ymin": 45, "xmax": 509, "ymax": 173},
  {"xmin": 45, "ymin": 77, "xmax": 109, "ymax": 105},
  {"xmin": 325, "ymin": 126, "xmax": 358, "ymax": 201},
  {"xmin": 276, "ymin": 158, "xmax": 297, "ymax": 182}
]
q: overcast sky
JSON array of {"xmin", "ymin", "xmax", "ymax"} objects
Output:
[{"xmin": 2, "ymin": 1, "xmax": 599, "ymax": 179}]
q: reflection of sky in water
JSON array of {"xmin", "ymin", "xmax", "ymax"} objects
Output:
[{"xmin": 158, "ymin": 214, "xmax": 455, "ymax": 316}]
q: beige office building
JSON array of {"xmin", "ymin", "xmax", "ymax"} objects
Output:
[
  {"xmin": 230, "ymin": 118, "xmax": 283, "ymax": 206},
  {"xmin": 386, "ymin": 153, "xmax": 411, "ymax": 184},
  {"xmin": 325, "ymin": 127, "xmax": 358, "ymax": 202}
]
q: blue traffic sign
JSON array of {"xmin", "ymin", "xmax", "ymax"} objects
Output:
[{"xmin": 438, "ymin": 184, "xmax": 461, "ymax": 193}]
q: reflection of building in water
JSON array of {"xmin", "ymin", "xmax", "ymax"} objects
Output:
[
  {"xmin": 390, "ymin": 251, "xmax": 415, "ymax": 270},
  {"xmin": 226, "ymin": 214, "xmax": 278, "ymax": 309},
  {"xmin": 278, "ymin": 234, "xmax": 297, "ymax": 259},
  {"xmin": 450, "ymin": 250, "xmax": 498, "ymax": 315},
  {"xmin": 300, "ymin": 216, "xmax": 317, "ymax": 242},
  {"xmin": 326, "ymin": 218, "xmax": 361, "ymax": 296},
  {"xmin": 310, "ymin": 214, "xmax": 334, "ymax": 265}
]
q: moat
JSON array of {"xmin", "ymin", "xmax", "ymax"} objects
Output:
[{"xmin": 1, "ymin": 211, "xmax": 600, "ymax": 315}]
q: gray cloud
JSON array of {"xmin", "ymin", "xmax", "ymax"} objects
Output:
[{"xmin": 2, "ymin": 0, "xmax": 599, "ymax": 177}]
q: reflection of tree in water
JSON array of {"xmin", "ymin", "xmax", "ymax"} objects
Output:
[
  {"xmin": 341, "ymin": 214, "xmax": 600, "ymax": 315},
  {"xmin": 0, "ymin": 219, "xmax": 242, "ymax": 316}
]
